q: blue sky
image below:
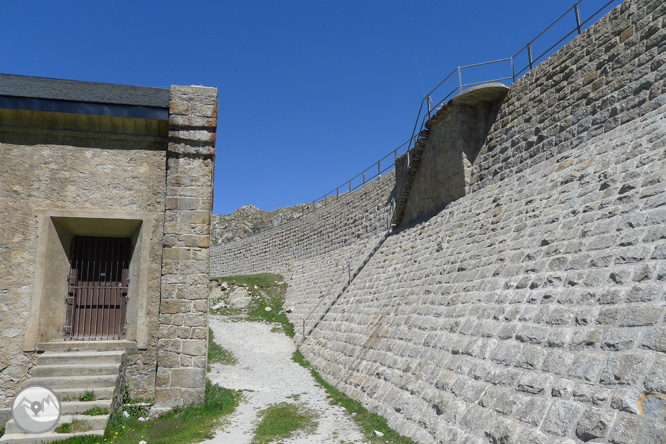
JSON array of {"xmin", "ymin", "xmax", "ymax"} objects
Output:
[{"xmin": 2, "ymin": 0, "xmax": 620, "ymax": 214}]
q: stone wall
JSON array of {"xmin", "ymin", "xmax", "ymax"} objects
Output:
[
  {"xmin": 298, "ymin": 1, "xmax": 666, "ymax": 442},
  {"xmin": 0, "ymin": 113, "xmax": 167, "ymax": 409},
  {"xmin": 210, "ymin": 171, "xmax": 396, "ymax": 278},
  {"xmin": 214, "ymin": 0, "xmax": 666, "ymax": 442},
  {"xmin": 155, "ymin": 86, "xmax": 217, "ymax": 408}
]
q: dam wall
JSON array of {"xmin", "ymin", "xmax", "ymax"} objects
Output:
[{"xmin": 212, "ymin": 0, "xmax": 666, "ymax": 442}]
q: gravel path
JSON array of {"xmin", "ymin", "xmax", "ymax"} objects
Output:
[{"xmin": 204, "ymin": 316, "xmax": 368, "ymax": 444}]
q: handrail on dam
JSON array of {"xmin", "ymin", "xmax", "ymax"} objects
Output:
[
  {"xmin": 222, "ymin": 0, "xmax": 622, "ymax": 242},
  {"xmin": 408, "ymin": 0, "xmax": 622, "ymax": 150}
]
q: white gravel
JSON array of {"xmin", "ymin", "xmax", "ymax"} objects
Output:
[{"xmin": 204, "ymin": 316, "xmax": 369, "ymax": 444}]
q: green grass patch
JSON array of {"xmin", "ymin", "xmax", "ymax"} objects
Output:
[
  {"xmin": 208, "ymin": 327, "xmax": 238, "ymax": 366},
  {"xmin": 212, "ymin": 274, "xmax": 295, "ymax": 338},
  {"xmin": 78, "ymin": 391, "xmax": 96, "ymax": 402},
  {"xmin": 81, "ymin": 406, "xmax": 109, "ymax": 416},
  {"xmin": 215, "ymin": 273, "xmax": 282, "ymax": 288},
  {"xmin": 0, "ymin": 426, "xmax": 4, "ymax": 438},
  {"xmin": 292, "ymin": 350, "xmax": 416, "ymax": 444},
  {"xmin": 251, "ymin": 402, "xmax": 317, "ymax": 444},
  {"xmin": 55, "ymin": 420, "xmax": 91, "ymax": 434},
  {"xmin": 51, "ymin": 381, "xmax": 241, "ymax": 444}
]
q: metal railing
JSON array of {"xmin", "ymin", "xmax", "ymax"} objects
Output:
[
  {"xmin": 408, "ymin": 0, "xmax": 622, "ymax": 149},
  {"xmin": 223, "ymin": 0, "xmax": 621, "ymax": 242}
]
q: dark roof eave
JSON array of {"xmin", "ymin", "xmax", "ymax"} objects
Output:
[{"xmin": 0, "ymin": 73, "xmax": 170, "ymax": 108}]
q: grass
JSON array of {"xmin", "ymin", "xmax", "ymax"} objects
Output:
[
  {"xmin": 214, "ymin": 273, "xmax": 282, "ymax": 289},
  {"xmin": 81, "ymin": 407, "xmax": 109, "ymax": 416},
  {"xmin": 251, "ymin": 402, "xmax": 317, "ymax": 444},
  {"xmin": 0, "ymin": 426, "xmax": 4, "ymax": 438},
  {"xmin": 79, "ymin": 391, "xmax": 96, "ymax": 402},
  {"xmin": 208, "ymin": 327, "xmax": 238, "ymax": 367},
  {"xmin": 212, "ymin": 273, "xmax": 294, "ymax": 338},
  {"xmin": 292, "ymin": 349, "xmax": 416, "ymax": 444},
  {"xmin": 55, "ymin": 420, "xmax": 90, "ymax": 434},
  {"xmin": 50, "ymin": 381, "xmax": 241, "ymax": 444}
]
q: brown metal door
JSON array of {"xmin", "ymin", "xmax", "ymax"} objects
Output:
[{"xmin": 65, "ymin": 237, "xmax": 130, "ymax": 340}]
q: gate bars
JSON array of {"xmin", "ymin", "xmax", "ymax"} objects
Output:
[{"xmin": 65, "ymin": 237, "xmax": 130, "ymax": 340}]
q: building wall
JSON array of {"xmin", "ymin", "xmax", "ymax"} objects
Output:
[
  {"xmin": 0, "ymin": 83, "xmax": 217, "ymax": 414},
  {"xmin": 0, "ymin": 111, "xmax": 168, "ymax": 409}
]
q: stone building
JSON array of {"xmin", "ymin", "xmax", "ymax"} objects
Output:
[{"xmin": 0, "ymin": 74, "xmax": 216, "ymax": 426}]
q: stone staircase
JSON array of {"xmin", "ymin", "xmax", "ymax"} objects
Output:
[
  {"xmin": 391, "ymin": 130, "xmax": 428, "ymax": 227},
  {"xmin": 0, "ymin": 350, "xmax": 126, "ymax": 444}
]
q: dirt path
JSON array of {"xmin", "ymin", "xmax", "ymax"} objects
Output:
[{"xmin": 204, "ymin": 315, "xmax": 368, "ymax": 444}]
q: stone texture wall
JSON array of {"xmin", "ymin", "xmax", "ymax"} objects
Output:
[
  {"xmin": 210, "ymin": 171, "xmax": 396, "ymax": 278},
  {"xmin": 297, "ymin": 1, "xmax": 666, "ymax": 442},
  {"xmin": 0, "ymin": 117, "xmax": 167, "ymax": 409},
  {"xmin": 400, "ymin": 85, "xmax": 507, "ymax": 224},
  {"xmin": 471, "ymin": 0, "xmax": 666, "ymax": 194},
  {"xmin": 214, "ymin": 0, "xmax": 666, "ymax": 442},
  {"xmin": 155, "ymin": 86, "xmax": 217, "ymax": 408}
]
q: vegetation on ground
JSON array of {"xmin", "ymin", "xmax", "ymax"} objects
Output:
[
  {"xmin": 78, "ymin": 391, "xmax": 96, "ymax": 402},
  {"xmin": 208, "ymin": 327, "xmax": 238, "ymax": 368},
  {"xmin": 51, "ymin": 381, "xmax": 241, "ymax": 444},
  {"xmin": 0, "ymin": 426, "xmax": 4, "ymax": 438},
  {"xmin": 251, "ymin": 402, "xmax": 317, "ymax": 444},
  {"xmin": 81, "ymin": 407, "xmax": 109, "ymax": 416},
  {"xmin": 55, "ymin": 420, "xmax": 90, "ymax": 434},
  {"xmin": 212, "ymin": 273, "xmax": 294, "ymax": 337},
  {"xmin": 292, "ymin": 349, "xmax": 416, "ymax": 444}
]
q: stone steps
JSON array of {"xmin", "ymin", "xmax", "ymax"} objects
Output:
[{"xmin": 0, "ymin": 350, "xmax": 125, "ymax": 444}]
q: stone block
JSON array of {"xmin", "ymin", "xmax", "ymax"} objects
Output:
[
  {"xmin": 542, "ymin": 400, "xmax": 584, "ymax": 436},
  {"xmin": 170, "ymin": 367, "xmax": 205, "ymax": 389},
  {"xmin": 575, "ymin": 408, "xmax": 616, "ymax": 441},
  {"xmin": 160, "ymin": 299, "xmax": 181, "ymax": 314}
]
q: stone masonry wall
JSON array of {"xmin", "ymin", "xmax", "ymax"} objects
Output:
[
  {"xmin": 471, "ymin": 0, "xmax": 666, "ymax": 194},
  {"xmin": 155, "ymin": 86, "xmax": 217, "ymax": 408},
  {"xmin": 210, "ymin": 171, "xmax": 395, "ymax": 278},
  {"xmin": 0, "ymin": 122, "xmax": 167, "ymax": 411},
  {"xmin": 297, "ymin": 1, "xmax": 666, "ymax": 442}
]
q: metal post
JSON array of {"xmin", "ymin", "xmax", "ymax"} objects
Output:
[
  {"xmin": 528, "ymin": 43, "xmax": 534, "ymax": 71},
  {"xmin": 302, "ymin": 206, "xmax": 304, "ymax": 217},
  {"xmin": 407, "ymin": 150, "xmax": 410, "ymax": 168},
  {"xmin": 363, "ymin": 171, "xmax": 366, "ymax": 184},
  {"xmin": 336, "ymin": 187, "xmax": 339, "ymax": 199},
  {"xmin": 511, "ymin": 56, "xmax": 515, "ymax": 82},
  {"xmin": 378, "ymin": 161, "xmax": 381, "ymax": 178},
  {"xmin": 324, "ymin": 195, "xmax": 327, "ymax": 207},
  {"xmin": 302, "ymin": 319, "xmax": 305, "ymax": 342},
  {"xmin": 427, "ymin": 94, "xmax": 432, "ymax": 117},
  {"xmin": 574, "ymin": 3, "xmax": 582, "ymax": 35},
  {"xmin": 457, "ymin": 66, "xmax": 462, "ymax": 93}
]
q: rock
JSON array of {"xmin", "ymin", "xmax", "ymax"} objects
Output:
[
  {"xmin": 265, "ymin": 307, "xmax": 272, "ymax": 312},
  {"xmin": 286, "ymin": 307, "xmax": 293, "ymax": 313},
  {"xmin": 229, "ymin": 288, "xmax": 252, "ymax": 308},
  {"xmin": 372, "ymin": 430, "xmax": 384, "ymax": 437}
]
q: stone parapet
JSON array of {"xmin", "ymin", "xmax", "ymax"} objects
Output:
[{"xmin": 155, "ymin": 86, "xmax": 217, "ymax": 408}]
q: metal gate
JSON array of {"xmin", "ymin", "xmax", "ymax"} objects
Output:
[{"xmin": 65, "ymin": 237, "xmax": 130, "ymax": 340}]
